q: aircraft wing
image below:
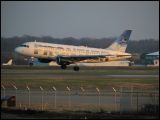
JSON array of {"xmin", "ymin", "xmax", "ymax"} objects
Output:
[
  {"xmin": 57, "ymin": 55, "xmax": 106, "ymax": 63},
  {"xmin": 48, "ymin": 54, "xmax": 132, "ymax": 64}
]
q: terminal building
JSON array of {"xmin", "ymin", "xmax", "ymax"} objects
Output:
[{"xmin": 144, "ymin": 51, "xmax": 159, "ymax": 66}]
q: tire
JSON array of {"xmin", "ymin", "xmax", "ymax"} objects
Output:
[
  {"xmin": 29, "ymin": 62, "xmax": 33, "ymax": 66},
  {"xmin": 73, "ymin": 66, "xmax": 79, "ymax": 71},
  {"xmin": 61, "ymin": 65, "xmax": 67, "ymax": 69}
]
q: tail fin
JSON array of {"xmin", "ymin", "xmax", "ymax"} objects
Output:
[{"xmin": 107, "ymin": 30, "xmax": 132, "ymax": 52}]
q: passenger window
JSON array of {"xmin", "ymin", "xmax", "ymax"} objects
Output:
[
  {"xmin": 34, "ymin": 49, "xmax": 38, "ymax": 54},
  {"xmin": 49, "ymin": 51, "xmax": 53, "ymax": 56},
  {"xmin": 44, "ymin": 51, "xmax": 47, "ymax": 55}
]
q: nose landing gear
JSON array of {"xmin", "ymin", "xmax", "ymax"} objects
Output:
[
  {"xmin": 29, "ymin": 62, "xmax": 33, "ymax": 66},
  {"xmin": 73, "ymin": 66, "xmax": 79, "ymax": 71}
]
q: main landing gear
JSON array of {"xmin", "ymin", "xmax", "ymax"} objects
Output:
[
  {"xmin": 60, "ymin": 65, "xmax": 80, "ymax": 71},
  {"xmin": 61, "ymin": 65, "xmax": 67, "ymax": 69},
  {"xmin": 29, "ymin": 62, "xmax": 34, "ymax": 67},
  {"xmin": 73, "ymin": 66, "xmax": 79, "ymax": 71}
]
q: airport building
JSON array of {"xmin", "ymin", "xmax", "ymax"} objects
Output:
[{"xmin": 144, "ymin": 51, "xmax": 159, "ymax": 66}]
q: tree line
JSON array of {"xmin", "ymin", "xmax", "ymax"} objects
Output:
[{"xmin": 1, "ymin": 35, "xmax": 159, "ymax": 64}]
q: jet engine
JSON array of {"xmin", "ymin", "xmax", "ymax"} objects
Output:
[
  {"xmin": 38, "ymin": 58, "xmax": 52, "ymax": 63},
  {"xmin": 56, "ymin": 56, "xmax": 70, "ymax": 65}
]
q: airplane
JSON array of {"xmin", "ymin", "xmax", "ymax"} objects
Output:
[
  {"xmin": 14, "ymin": 30, "xmax": 132, "ymax": 71},
  {"xmin": 24, "ymin": 57, "xmax": 57, "ymax": 66},
  {"xmin": 2, "ymin": 59, "xmax": 13, "ymax": 66}
]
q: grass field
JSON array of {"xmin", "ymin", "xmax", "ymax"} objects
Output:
[
  {"xmin": 2, "ymin": 108, "xmax": 158, "ymax": 119},
  {"xmin": 1, "ymin": 66, "xmax": 159, "ymax": 91}
]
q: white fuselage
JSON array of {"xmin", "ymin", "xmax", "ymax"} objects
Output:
[{"xmin": 15, "ymin": 42, "xmax": 131, "ymax": 63}]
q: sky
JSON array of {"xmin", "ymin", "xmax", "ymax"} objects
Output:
[{"xmin": 1, "ymin": 1, "xmax": 159, "ymax": 40}]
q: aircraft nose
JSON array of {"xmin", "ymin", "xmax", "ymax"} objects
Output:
[{"xmin": 14, "ymin": 47, "xmax": 22, "ymax": 54}]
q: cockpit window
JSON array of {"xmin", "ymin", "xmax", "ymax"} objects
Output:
[{"xmin": 20, "ymin": 45, "xmax": 29, "ymax": 48}]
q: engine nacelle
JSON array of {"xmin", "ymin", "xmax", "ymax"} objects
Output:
[
  {"xmin": 56, "ymin": 56, "xmax": 70, "ymax": 65},
  {"xmin": 38, "ymin": 58, "xmax": 52, "ymax": 63}
]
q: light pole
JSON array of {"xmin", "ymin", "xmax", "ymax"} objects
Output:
[
  {"xmin": 52, "ymin": 86, "xmax": 57, "ymax": 109},
  {"xmin": 1, "ymin": 85, "xmax": 5, "ymax": 98},
  {"xmin": 112, "ymin": 87, "xmax": 117, "ymax": 111},
  {"xmin": 66, "ymin": 86, "xmax": 71, "ymax": 108},
  {"xmin": 96, "ymin": 87, "xmax": 100, "ymax": 108},
  {"xmin": 12, "ymin": 84, "xmax": 18, "ymax": 107},
  {"xmin": 80, "ymin": 86, "xmax": 85, "ymax": 106},
  {"xmin": 40, "ymin": 86, "xmax": 44, "ymax": 111},
  {"xmin": 80, "ymin": 86, "xmax": 85, "ymax": 95},
  {"xmin": 136, "ymin": 91, "xmax": 138, "ymax": 112},
  {"xmin": 120, "ymin": 86, "xmax": 123, "ymax": 114},
  {"xmin": 26, "ymin": 85, "xmax": 30, "ymax": 108},
  {"xmin": 130, "ymin": 85, "xmax": 133, "ymax": 111},
  {"xmin": 154, "ymin": 91, "xmax": 157, "ymax": 114}
]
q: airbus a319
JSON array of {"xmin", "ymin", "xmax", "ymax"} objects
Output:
[{"xmin": 15, "ymin": 30, "xmax": 132, "ymax": 71}]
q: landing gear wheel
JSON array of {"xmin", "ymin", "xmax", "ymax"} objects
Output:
[
  {"xmin": 73, "ymin": 66, "xmax": 79, "ymax": 71},
  {"xmin": 61, "ymin": 65, "xmax": 67, "ymax": 69},
  {"xmin": 29, "ymin": 62, "xmax": 33, "ymax": 67}
]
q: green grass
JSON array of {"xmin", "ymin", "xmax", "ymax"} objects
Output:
[
  {"xmin": 2, "ymin": 107, "xmax": 159, "ymax": 119},
  {"xmin": 2, "ymin": 68, "xmax": 159, "ymax": 75},
  {"xmin": 2, "ymin": 76, "xmax": 159, "ymax": 90},
  {"xmin": 1, "ymin": 66, "xmax": 159, "ymax": 90}
]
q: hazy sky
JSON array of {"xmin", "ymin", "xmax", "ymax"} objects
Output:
[{"xmin": 1, "ymin": 1, "xmax": 159, "ymax": 40}]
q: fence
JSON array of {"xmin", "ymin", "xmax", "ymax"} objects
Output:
[{"xmin": 1, "ymin": 86, "xmax": 159, "ymax": 114}]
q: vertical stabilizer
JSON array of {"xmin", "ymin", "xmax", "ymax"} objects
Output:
[{"xmin": 107, "ymin": 30, "xmax": 132, "ymax": 52}]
